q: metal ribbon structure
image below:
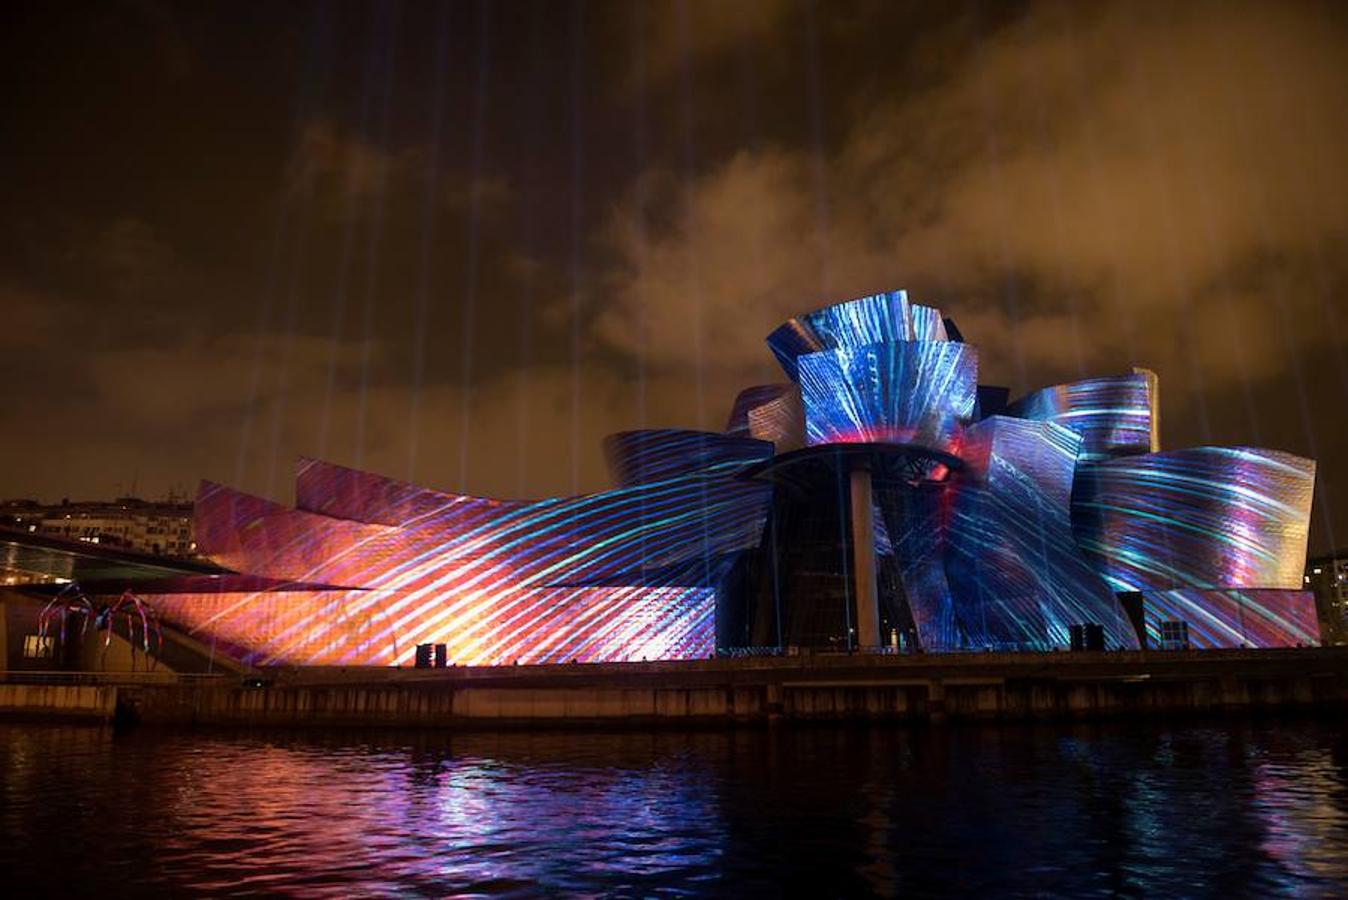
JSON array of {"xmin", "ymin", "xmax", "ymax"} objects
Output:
[
  {"xmin": 136, "ymin": 288, "xmax": 1319, "ymax": 664},
  {"xmin": 38, "ymin": 585, "xmax": 162, "ymax": 670}
]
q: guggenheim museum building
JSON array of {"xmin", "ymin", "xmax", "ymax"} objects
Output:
[{"xmin": 127, "ymin": 291, "xmax": 1319, "ymax": 666}]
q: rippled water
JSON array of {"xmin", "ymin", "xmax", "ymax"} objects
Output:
[{"xmin": 2, "ymin": 719, "xmax": 1347, "ymax": 897}]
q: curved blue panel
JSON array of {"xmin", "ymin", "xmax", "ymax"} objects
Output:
[
  {"xmin": 910, "ymin": 304, "xmax": 949, "ymax": 342},
  {"xmin": 877, "ymin": 482, "xmax": 961, "ymax": 651},
  {"xmin": 603, "ymin": 430, "xmax": 773, "ymax": 488},
  {"xmin": 767, "ymin": 291, "xmax": 914, "ymax": 380},
  {"xmin": 944, "ymin": 418, "xmax": 1139, "ymax": 650},
  {"xmin": 797, "ymin": 341, "xmax": 977, "ymax": 453},
  {"xmin": 1004, "ymin": 372, "xmax": 1156, "ymax": 461},
  {"xmin": 1072, "ymin": 447, "xmax": 1315, "ymax": 592}
]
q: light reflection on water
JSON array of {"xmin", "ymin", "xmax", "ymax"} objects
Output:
[{"xmin": 2, "ymin": 720, "xmax": 1347, "ymax": 897}]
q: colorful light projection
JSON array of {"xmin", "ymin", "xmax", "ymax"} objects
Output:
[
  {"xmin": 763, "ymin": 292, "xmax": 1317, "ymax": 652},
  {"xmin": 152, "ymin": 432, "xmax": 773, "ymax": 667},
  {"xmin": 875, "ymin": 479, "xmax": 961, "ymax": 651},
  {"xmin": 942, "ymin": 417, "xmax": 1139, "ymax": 650},
  {"xmin": 1138, "ymin": 589, "xmax": 1321, "ymax": 649},
  {"xmin": 146, "ymin": 288, "xmax": 1319, "ymax": 664},
  {"xmin": 1003, "ymin": 370, "xmax": 1157, "ymax": 462},
  {"xmin": 1071, "ymin": 447, "xmax": 1315, "ymax": 592},
  {"xmin": 603, "ymin": 430, "xmax": 772, "ymax": 490},
  {"xmin": 909, "ymin": 304, "xmax": 950, "ymax": 342},
  {"xmin": 766, "ymin": 290, "xmax": 918, "ymax": 380},
  {"xmin": 796, "ymin": 341, "xmax": 977, "ymax": 451}
]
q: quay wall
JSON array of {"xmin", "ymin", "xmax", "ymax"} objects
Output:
[
  {"xmin": 3, "ymin": 650, "xmax": 1345, "ymax": 727},
  {"xmin": 0, "ymin": 683, "xmax": 118, "ymax": 721},
  {"xmin": 108, "ymin": 648, "xmax": 1348, "ymax": 728}
]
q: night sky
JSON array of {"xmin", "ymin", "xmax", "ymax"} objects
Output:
[{"xmin": 2, "ymin": 1, "xmax": 1346, "ymax": 553}]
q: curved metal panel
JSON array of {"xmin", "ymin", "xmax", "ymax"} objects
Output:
[
  {"xmin": 746, "ymin": 386, "xmax": 805, "ymax": 451},
  {"xmin": 193, "ymin": 481, "xmax": 397, "ymax": 586},
  {"xmin": 797, "ymin": 341, "xmax": 976, "ymax": 453},
  {"xmin": 1071, "ymin": 447, "xmax": 1315, "ymax": 591},
  {"xmin": 767, "ymin": 291, "xmax": 914, "ymax": 380},
  {"xmin": 724, "ymin": 384, "xmax": 795, "ymax": 435},
  {"xmin": 1138, "ymin": 588, "xmax": 1320, "ymax": 648},
  {"xmin": 161, "ymin": 450, "xmax": 773, "ymax": 666},
  {"xmin": 910, "ymin": 304, "xmax": 949, "ymax": 342},
  {"xmin": 151, "ymin": 584, "xmax": 717, "ymax": 668},
  {"xmin": 943, "ymin": 418, "xmax": 1140, "ymax": 650},
  {"xmin": 603, "ymin": 430, "xmax": 773, "ymax": 488},
  {"xmin": 875, "ymin": 480, "xmax": 961, "ymax": 651},
  {"xmin": 1004, "ymin": 373, "xmax": 1156, "ymax": 461},
  {"xmin": 296, "ymin": 457, "xmax": 521, "ymax": 529}
]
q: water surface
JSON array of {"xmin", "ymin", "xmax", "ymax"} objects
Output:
[{"xmin": 2, "ymin": 719, "xmax": 1347, "ymax": 897}]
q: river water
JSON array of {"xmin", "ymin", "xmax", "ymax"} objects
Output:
[{"xmin": 1, "ymin": 718, "xmax": 1346, "ymax": 897}]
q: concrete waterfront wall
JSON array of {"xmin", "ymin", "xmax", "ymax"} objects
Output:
[
  {"xmin": 5, "ymin": 649, "xmax": 1347, "ymax": 728},
  {"xmin": 0, "ymin": 683, "xmax": 117, "ymax": 721},
  {"xmin": 110, "ymin": 650, "xmax": 1348, "ymax": 728}
]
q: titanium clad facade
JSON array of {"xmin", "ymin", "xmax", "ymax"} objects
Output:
[
  {"xmin": 1071, "ymin": 447, "xmax": 1315, "ymax": 592},
  {"xmin": 766, "ymin": 291, "xmax": 917, "ymax": 380},
  {"xmin": 909, "ymin": 304, "xmax": 950, "ymax": 342},
  {"xmin": 139, "ymin": 288, "xmax": 1320, "ymax": 665},
  {"xmin": 154, "ymin": 434, "xmax": 772, "ymax": 666},
  {"xmin": 943, "ymin": 417, "xmax": 1139, "ymax": 650},
  {"xmin": 1003, "ymin": 372, "xmax": 1156, "ymax": 462},
  {"xmin": 746, "ymin": 387, "xmax": 806, "ymax": 452},
  {"xmin": 1138, "ymin": 589, "xmax": 1321, "ymax": 649},
  {"xmin": 797, "ymin": 341, "xmax": 977, "ymax": 452},
  {"xmin": 724, "ymin": 385, "xmax": 795, "ymax": 436}
]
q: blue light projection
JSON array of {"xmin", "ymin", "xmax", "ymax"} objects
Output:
[
  {"xmin": 603, "ymin": 430, "xmax": 774, "ymax": 488},
  {"xmin": 766, "ymin": 290, "xmax": 916, "ymax": 380},
  {"xmin": 877, "ymin": 481, "xmax": 961, "ymax": 651},
  {"xmin": 796, "ymin": 340, "xmax": 977, "ymax": 452},
  {"xmin": 943, "ymin": 417, "xmax": 1139, "ymax": 650},
  {"xmin": 1071, "ymin": 447, "xmax": 1315, "ymax": 592},
  {"xmin": 136, "ymin": 288, "xmax": 1319, "ymax": 665},
  {"xmin": 1004, "ymin": 371, "xmax": 1157, "ymax": 461},
  {"xmin": 909, "ymin": 304, "xmax": 950, "ymax": 342}
]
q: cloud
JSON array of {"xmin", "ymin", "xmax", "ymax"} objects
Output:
[
  {"xmin": 593, "ymin": 0, "xmax": 1348, "ymax": 397},
  {"xmin": 283, "ymin": 120, "xmax": 418, "ymax": 219},
  {"xmin": 85, "ymin": 217, "xmax": 178, "ymax": 298},
  {"xmin": 84, "ymin": 333, "xmax": 368, "ymax": 424},
  {"xmin": 26, "ymin": 319, "xmax": 720, "ymax": 505},
  {"xmin": 618, "ymin": 0, "xmax": 792, "ymax": 92},
  {"xmin": 0, "ymin": 284, "xmax": 62, "ymax": 350}
]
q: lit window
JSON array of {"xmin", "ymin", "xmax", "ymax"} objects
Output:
[
  {"xmin": 1159, "ymin": 620, "xmax": 1190, "ymax": 650},
  {"xmin": 23, "ymin": 635, "xmax": 55, "ymax": 659}
]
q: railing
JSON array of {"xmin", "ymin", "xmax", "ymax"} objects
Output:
[{"xmin": 0, "ymin": 670, "xmax": 229, "ymax": 686}]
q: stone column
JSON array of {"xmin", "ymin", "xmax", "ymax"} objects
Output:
[{"xmin": 849, "ymin": 460, "xmax": 881, "ymax": 650}]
